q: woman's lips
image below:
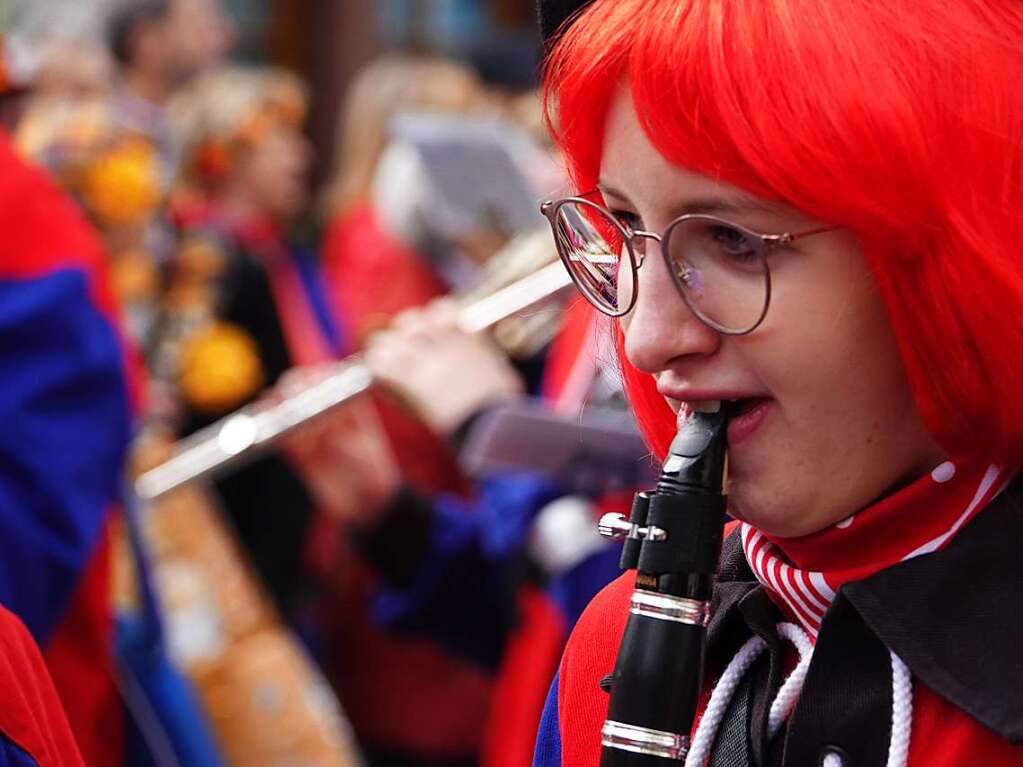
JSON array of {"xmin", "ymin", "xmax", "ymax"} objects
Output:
[{"xmin": 727, "ymin": 398, "xmax": 772, "ymax": 445}]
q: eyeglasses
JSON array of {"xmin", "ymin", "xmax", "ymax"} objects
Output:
[{"xmin": 540, "ymin": 196, "xmax": 836, "ymax": 335}]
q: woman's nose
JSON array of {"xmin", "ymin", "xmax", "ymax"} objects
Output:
[{"xmin": 622, "ymin": 243, "xmax": 720, "ymax": 375}]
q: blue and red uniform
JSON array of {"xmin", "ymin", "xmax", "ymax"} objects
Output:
[
  {"xmin": 0, "ymin": 130, "xmax": 135, "ymax": 767},
  {"xmin": 347, "ymin": 298, "xmax": 629, "ymax": 767}
]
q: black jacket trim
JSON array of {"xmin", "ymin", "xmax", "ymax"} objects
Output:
[
  {"xmin": 844, "ymin": 483, "xmax": 1023, "ymax": 743},
  {"xmin": 709, "ymin": 478, "xmax": 1023, "ymax": 751}
]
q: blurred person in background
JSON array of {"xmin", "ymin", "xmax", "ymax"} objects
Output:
[
  {"xmin": 290, "ymin": 296, "xmax": 630, "ymax": 767},
  {"xmin": 106, "ymin": 0, "xmax": 237, "ymax": 197},
  {"xmin": 102, "ymin": 0, "xmax": 235, "ymax": 198},
  {"xmin": 319, "ymin": 53, "xmax": 487, "ymax": 344},
  {"xmin": 292, "ymin": 57, "xmax": 632, "ymax": 767},
  {"xmin": 108, "ymin": 0, "xmax": 235, "ymax": 109},
  {"xmin": 0, "ymin": 33, "xmax": 113, "ymax": 109},
  {"xmin": 283, "ymin": 52, "xmax": 498, "ymax": 767},
  {"xmin": 112, "ymin": 0, "xmax": 235, "ymax": 355},
  {"xmin": 6, "ymin": 0, "xmax": 235, "ymax": 369},
  {"xmin": 0, "ymin": 75, "xmax": 137, "ymax": 767},
  {"xmin": 161, "ymin": 64, "xmax": 328, "ymax": 621}
]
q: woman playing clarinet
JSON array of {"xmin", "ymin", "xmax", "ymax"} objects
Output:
[{"xmin": 533, "ymin": 1, "xmax": 1023, "ymax": 765}]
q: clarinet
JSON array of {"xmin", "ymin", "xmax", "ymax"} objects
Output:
[{"xmin": 597, "ymin": 404, "xmax": 731, "ymax": 765}]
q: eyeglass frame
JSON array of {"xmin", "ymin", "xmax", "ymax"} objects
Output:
[{"xmin": 539, "ymin": 195, "xmax": 837, "ymax": 336}]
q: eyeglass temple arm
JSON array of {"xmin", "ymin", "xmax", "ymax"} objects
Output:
[{"xmin": 776, "ymin": 224, "xmax": 839, "ymax": 245}]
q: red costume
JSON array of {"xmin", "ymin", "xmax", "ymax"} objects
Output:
[
  {"xmin": 319, "ymin": 201, "xmax": 492, "ymax": 763},
  {"xmin": 0, "ymin": 606, "xmax": 85, "ymax": 766}
]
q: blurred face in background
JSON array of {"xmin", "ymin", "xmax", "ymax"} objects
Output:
[
  {"xmin": 34, "ymin": 43, "xmax": 115, "ymax": 99},
  {"xmin": 0, "ymin": 42, "xmax": 114, "ymax": 130},
  {"xmin": 324, "ymin": 55, "xmax": 487, "ymax": 217},
  {"xmin": 162, "ymin": 0, "xmax": 236, "ymax": 84},
  {"xmin": 230, "ymin": 122, "xmax": 312, "ymax": 223}
]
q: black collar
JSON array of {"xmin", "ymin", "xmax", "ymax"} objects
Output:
[{"xmin": 709, "ymin": 479, "xmax": 1023, "ymax": 744}]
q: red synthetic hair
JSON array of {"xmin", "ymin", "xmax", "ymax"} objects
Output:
[{"xmin": 544, "ymin": 0, "xmax": 1023, "ymax": 461}]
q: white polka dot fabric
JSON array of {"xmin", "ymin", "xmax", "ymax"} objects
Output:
[{"xmin": 740, "ymin": 461, "xmax": 1013, "ymax": 636}]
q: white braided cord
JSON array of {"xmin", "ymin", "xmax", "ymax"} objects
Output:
[
  {"xmin": 887, "ymin": 651, "xmax": 913, "ymax": 767},
  {"xmin": 767, "ymin": 623, "xmax": 815, "ymax": 738},
  {"xmin": 683, "ymin": 624, "xmax": 913, "ymax": 767},
  {"xmin": 684, "ymin": 634, "xmax": 767, "ymax": 767}
]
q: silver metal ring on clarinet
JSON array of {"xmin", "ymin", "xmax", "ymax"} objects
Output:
[
  {"xmin": 629, "ymin": 591, "xmax": 710, "ymax": 627},
  {"xmin": 601, "ymin": 721, "xmax": 690, "ymax": 760}
]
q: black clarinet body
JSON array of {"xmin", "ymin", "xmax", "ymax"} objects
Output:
[{"xmin": 597, "ymin": 407, "xmax": 731, "ymax": 765}]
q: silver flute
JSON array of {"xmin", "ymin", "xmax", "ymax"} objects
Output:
[{"xmin": 135, "ymin": 260, "xmax": 573, "ymax": 501}]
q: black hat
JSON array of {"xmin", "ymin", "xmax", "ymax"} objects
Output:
[{"xmin": 537, "ymin": 0, "xmax": 596, "ymax": 48}]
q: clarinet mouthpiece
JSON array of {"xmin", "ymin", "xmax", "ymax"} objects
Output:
[{"xmin": 657, "ymin": 404, "xmax": 733, "ymax": 494}]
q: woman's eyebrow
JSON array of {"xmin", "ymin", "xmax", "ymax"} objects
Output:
[
  {"xmin": 595, "ymin": 182, "xmax": 631, "ymax": 205},
  {"xmin": 597, "ymin": 180, "xmax": 784, "ymax": 217}
]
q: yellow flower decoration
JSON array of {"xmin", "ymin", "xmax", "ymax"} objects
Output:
[
  {"xmin": 179, "ymin": 322, "xmax": 264, "ymax": 415},
  {"xmin": 81, "ymin": 136, "xmax": 163, "ymax": 226}
]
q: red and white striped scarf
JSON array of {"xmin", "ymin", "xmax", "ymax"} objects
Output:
[{"xmin": 740, "ymin": 459, "xmax": 1015, "ymax": 637}]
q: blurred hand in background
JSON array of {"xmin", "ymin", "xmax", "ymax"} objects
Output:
[
  {"xmin": 365, "ymin": 299, "xmax": 524, "ymax": 437},
  {"xmin": 279, "ymin": 370, "xmax": 400, "ymax": 527}
]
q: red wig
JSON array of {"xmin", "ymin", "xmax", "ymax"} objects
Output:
[{"xmin": 544, "ymin": 0, "xmax": 1023, "ymax": 462}]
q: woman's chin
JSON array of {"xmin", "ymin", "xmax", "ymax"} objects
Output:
[{"xmin": 726, "ymin": 484, "xmax": 818, "ymax": 539}]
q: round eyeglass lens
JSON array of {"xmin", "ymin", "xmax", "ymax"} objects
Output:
[
  {"xmin": 664, "ymin": 217, "xmax": 769, "ymax": 333},
  {"xmin": 553, "ymin": 201, "xmax": 635, "ymax": 315}
]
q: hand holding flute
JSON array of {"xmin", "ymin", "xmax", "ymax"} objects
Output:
[
  {"xmin": 134, "ymin": 258, "xmax": 571, "ymax": 501},
  {"xmin": 280, "ymin": 299, "xmax": 525, "ymax": 524},
  {"xmin": 276, "ymin": 381, "xmax": 400, "ymax": 527},
  {"xmin": 365, "ymin": 300, "xmax": 524, "ymax": 436}
]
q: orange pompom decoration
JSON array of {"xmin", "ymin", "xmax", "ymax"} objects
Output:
[
  {"xmin": 178, "ymin": 321, "xmax": 264, "ymax": 414},
  {"xmin": 80, "ymin": 136, "xmax": 162, "ymax": 226}
]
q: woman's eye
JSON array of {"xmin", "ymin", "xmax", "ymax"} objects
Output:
[
  {"xmin": 710, "ymin": 225, "xmax": 757, "ymax": 261},
  {"xmin": 611, "ymin": 210, "xmax": 641, "ymax": 231}
]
